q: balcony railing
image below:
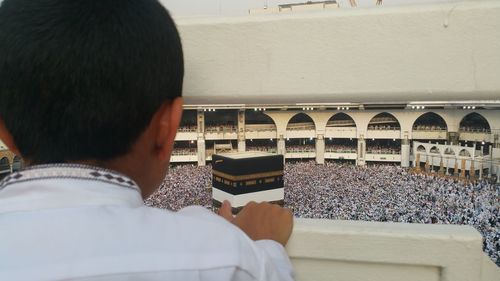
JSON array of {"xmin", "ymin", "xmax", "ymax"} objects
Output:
[{"xmin": 287, "ymin": 219, "xmax": 497, "ymax": 281}]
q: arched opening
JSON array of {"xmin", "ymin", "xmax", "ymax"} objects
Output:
[
  {"xmin": 286, "ymin": 113, "xmax": 315, "ymax": 153},
  {"xmin": 205, "ymin": 109, "xmax": 238, "ymax": 133},
  {"xmin": 245, "ymin": 110, "xmax": 276, "ymax": 126},
  {"xmin": 326, "ymin": 113, "xmax": 356, "ymax": 128},
  {"xmin": 412, "ymin": 112, "xmax": 448, "ymax": 143},
  {"xmin": 412, "ymin": 112, "xmax": 447, "ymax": 131},
  {"xmin": 173, "ymin": 110, "xmax": 198, "ymax": 157},
  {"xmin": 459, "ymin": 113, "xmax": 491, "ymax": 155},
  {"xmin": 429, "ymin": 146, "xmax": 440, "ymax": 154},
  {"xmin": 178, "ymin": 110, "xmax": 197, "ymax": 132},
  {"xmin": 12, "ymin": 156, "xmax": 22, "ymax": 172},
  {"xmin": 325, "ymin": 113, "xmax": 357, "ymax": 153},
  {"xmin": 0, "ymin": 157, "xmax": 10, "ymax": 179},
  {"xmin": 245, "ymin": 111, "xmax": 277, "ymax": 153},
  {"xmin": 459, "ymin": 149, "xmax": 471, "ymax": 157},
  {"xmin": 367, "ymin": 112, "xmax": 401, "ymax": 131},
  {"xmin": 417, "ymin": 145, "xmax": 426, "ymax": 152},
  {"xmin": 459, "ymin": 113, "xmax": 491, "ymax": 133},
  {"xmin": 286, "ymin": 113, "xmax": 315, "ymax": 131},
  {"xmin": 366, "ymin": 113, "xmax": 401, "ymax": 154}
]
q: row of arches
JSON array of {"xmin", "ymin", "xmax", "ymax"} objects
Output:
[
  {"xmin": 178, "ymin": 109, "xmax": 493, "ymax": 136},
  {"xmin": 416, "ymin": 145, "xmax": 472, "ymax": 158},
  {"xmin": 245, "ymin": 112, "xmax": 490, "ymax": 133},
  {"xmin": 0, "ymin": 156, "xmax": 22, "ymax": 176}
]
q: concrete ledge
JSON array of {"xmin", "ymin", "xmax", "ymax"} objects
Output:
[{"xmin": 287, "ymin": 219, "xmax": 498, "ymax": 281}]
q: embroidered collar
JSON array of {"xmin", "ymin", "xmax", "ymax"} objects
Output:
[{"xmin": 0, "ymin": 163, "xmax": 140, "ymax": 191}]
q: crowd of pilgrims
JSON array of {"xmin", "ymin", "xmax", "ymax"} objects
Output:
[{"xmin": 145, "ymin": 161, "xmax": 499, "ymax": 265}]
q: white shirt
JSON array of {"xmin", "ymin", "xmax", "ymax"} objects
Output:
[{"xmin": 0, "ymin": 164, "xmax": 294, "ymax": 281}]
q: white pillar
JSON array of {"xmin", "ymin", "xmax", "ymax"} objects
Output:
[
  {"xmin": 277, "ymin": 134, "xmax": 286, "ymax": 157},
  {"xmin": 401, "ymin": 138, "xmax": 410, "ymax": 168},
  {"xmin": 316, "ymin": 134, "xmax": 325, "ymax": 165},
  {"xmin": 197, "ymin": 110, "xmax": 206, "ymax": 166},
  {"xmin": 237, "ymin": 109, "xmax": 246, "ymax": 152},
  {"xmin": 357, "ymin": 136, "xmax": 366, "ymax": 166}
]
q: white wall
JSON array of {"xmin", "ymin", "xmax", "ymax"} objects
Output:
[
  {"xmin": 288, "ymin": 219, "xmax": 498, "ymax": 281},
  {"xmin": 177, "ymin": 1, "xmax": 500, "ymax": 105}
]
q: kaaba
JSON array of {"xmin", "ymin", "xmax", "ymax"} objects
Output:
[{"xmin": 212, "ymin": 152, "xmax": 284, "ymax": 214}]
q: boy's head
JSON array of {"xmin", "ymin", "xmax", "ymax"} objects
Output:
[
  {"xmin": 0, "ymin": 0, "xmax": 184, "ymax": 194},
  {"xmin": 0, "ymin": 0, "xmax": 184, "ymax": 195}
]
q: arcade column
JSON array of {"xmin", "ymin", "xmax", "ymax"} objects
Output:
[
  {"xmin": 401, "ymin": 137, "xmax": 410, "ymax": 168},
  {"xmin": 315, "ymin": 134, "xmax": 325, "ymax": 165},
  {"xmin": 470, "ymin": 160, "xmax": 475, "ymax": 180},
  {"xmin": 460, "ymin": 159, "xmax": 466, "ymax": 178},
  {"xmin": 447, "ymin": 131, "xmax": 459, "ymax": 145},
  {"xmin": 497, "ymin": 165, "xmax": 500, "ymax": 183},
  {"xmin": 277, "ymin": 134, "xmax": 286, "ymax": 156},
  {"xmin": 439, "ymin": 157, "xmax": 445, "ymax": 175},
  {"xmin": 357, "ymin": 136, "xmax": 366, "ymax": 166},
  {"xmin": 237, "ymin": 109, "xmax": 246, "ymax": 152},
  {"xmin": 197, "ymin": 110, "xmax": 206, "ymax": 166}
]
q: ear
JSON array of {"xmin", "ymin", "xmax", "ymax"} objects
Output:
[
  {"xmin": 154, "ymin": 97, "xmax": 183, "ymax": 161},
  {"xmin": 0, "ymin": 118, "xmax": 22, "ymax": 156}
]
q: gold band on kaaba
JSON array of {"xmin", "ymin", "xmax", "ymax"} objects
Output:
[{"xmin": 212, "ymin": 170, "xmax": 283, "ymax": 181}]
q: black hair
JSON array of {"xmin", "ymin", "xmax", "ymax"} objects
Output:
[{"xmin": 0, "ymin": 0, "xmax": 184, "ymax": 164}]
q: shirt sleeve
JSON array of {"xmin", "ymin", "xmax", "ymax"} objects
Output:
[
  {"xmin": 178, "ymin": 206, "xmax": 295, "ymax": 281},
  {"xmin": 254, "ymin": 240, "xmax": 295, "ymax": 281}
]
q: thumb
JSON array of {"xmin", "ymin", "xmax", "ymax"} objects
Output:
[{"xmin": 218, "ymin": 200, "xmax": 234, "ymax": 222}]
